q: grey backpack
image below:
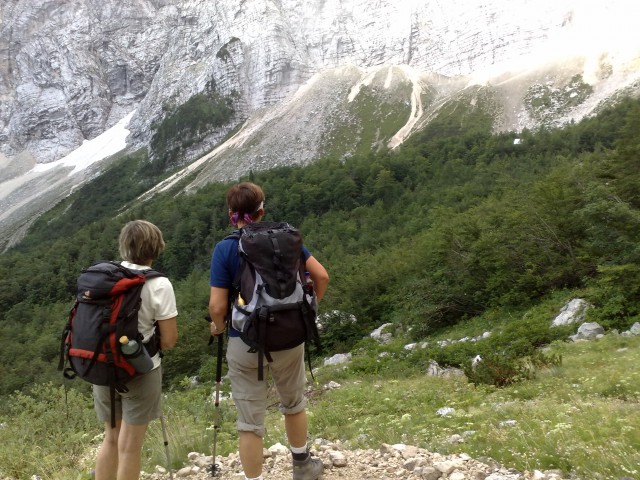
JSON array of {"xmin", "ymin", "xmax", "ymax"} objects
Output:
[{"xmin": 226, "ymin": 222, "xmax": 320, "ymax": 379}]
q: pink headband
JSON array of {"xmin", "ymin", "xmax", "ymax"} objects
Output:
[{"xmin": 230, "ymin": 201, "xmax": 264, "ymax": 227}]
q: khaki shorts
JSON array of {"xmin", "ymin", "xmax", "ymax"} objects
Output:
[
  {"xmin": 227, "ymin": 336, "xmax": 307, "ymax": 437},
  {"xmin": 93, "ymin": 366, "xmax": 162, "ymax": 425}
]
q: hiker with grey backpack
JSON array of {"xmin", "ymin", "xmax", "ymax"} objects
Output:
[{"xmin": 208, "ymin": 182, "xmax": 329, "ymax": 480}]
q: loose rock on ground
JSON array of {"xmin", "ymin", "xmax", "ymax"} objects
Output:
[{"xmin": 143, "ymin": 441, "xmax": 572, "ymax": 480}]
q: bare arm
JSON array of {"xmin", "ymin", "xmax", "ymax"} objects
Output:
[
  {"xmin": 305, "ymin": 255, "xmax": 329, "ymax": 302},
  {"xmin": 157, "ymin": 317, "xmax": 178, "ymax": 350},
  {"xmin": 209, "ymin": 286, "xmax": 230, "ymax": 336}
]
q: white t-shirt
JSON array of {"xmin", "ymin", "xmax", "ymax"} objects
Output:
[{"xmin": 121, "ymin": 261, "xmax": 178, "ymax": 369}]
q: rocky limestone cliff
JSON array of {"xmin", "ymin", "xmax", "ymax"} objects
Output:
[
  {"xmin": 0, "ymin": 0, "xmax": 180, "ymax": 163},
  {"xmin": 4, "ymin": 0, "xmax": 632, "ymax": 165}
]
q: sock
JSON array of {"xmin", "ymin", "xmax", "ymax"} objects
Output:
[
  {"xmin": 291, "ymin": 443, "xmax": 309, "ymax": 461},
  {"xmin": 245, "ymin": 476, "xmax": 263, "ymax": 480}
]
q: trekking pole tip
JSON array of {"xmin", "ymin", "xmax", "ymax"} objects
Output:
[{"xmin": 208, "ymin": 463, "xmax": 222, "ymax": 476}]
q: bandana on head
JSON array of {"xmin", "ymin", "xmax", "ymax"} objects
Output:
[{"xmin": 230, "ymin": 201, "xmax": 263, "ymax": 227}]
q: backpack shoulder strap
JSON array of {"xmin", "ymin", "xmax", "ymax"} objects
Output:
[
  {"xmin": 142, "ymin": 268, "xmax": 166, "ymax": 280},
  {"xmin": 221, "ymin": 229, "xmax": 243, "ymax": 293},
  {"xmin": 112, "ymin": 261, "xmax": 166, "ymax": 280},
  {"xmin": 224, "ymin": 229, "xmax": 242, "ymax": 241},
  {"xmin": 115, "ymin": 264, "xmax": 166, "ymax": 357}
]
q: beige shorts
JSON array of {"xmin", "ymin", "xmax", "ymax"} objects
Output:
[
  {"xmin": 93, "ymin": 366, "xmax": 162, "ymax": 425},
  {"xmin": 226, "ymin": 336, "xmax": 308, "ymax": 437}
]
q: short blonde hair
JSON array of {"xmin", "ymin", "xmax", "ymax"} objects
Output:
[{"xmin": 118, "ymin": 220, "xmax": 165, "ymax": 265}]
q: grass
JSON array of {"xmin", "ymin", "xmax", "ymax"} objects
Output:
[
  {"xmin": 308, "ymin": 333, "xmax": 640, "ymax": 479},
  {"xmin": 319, "ymin": 69, "xmax": 413, "ymax": 160},
  {"xmin": 1, "ymin": 327, "xmax": 639, "ymax": 479}
]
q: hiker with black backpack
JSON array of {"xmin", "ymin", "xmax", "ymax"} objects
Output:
[
  {"xmin": 208, "ymin": 182, "xmax": 329, "ymax": 480},
  {"xmin": 87, "ymin": 220, "xmax": 178, "ymax": 480}
]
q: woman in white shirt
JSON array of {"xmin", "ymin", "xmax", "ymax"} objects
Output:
[{"xmin": 94, "ymin": 220, "xmax": 178, "ymax": 480}]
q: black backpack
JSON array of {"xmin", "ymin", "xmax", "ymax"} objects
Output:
[
  {"xmin": 227, "ymin": 222, "xmax": 321, "ymax": 380},
  {"xmin": 58, "ymin": 261, "xmax": 165, "ymax": 427}
]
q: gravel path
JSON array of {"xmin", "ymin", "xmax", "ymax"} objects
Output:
[{"xmin": 143, "ymin": 441, "xmax": 569, "ymax": 480}]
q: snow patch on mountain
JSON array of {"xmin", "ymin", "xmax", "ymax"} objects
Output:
[
  {"xmin": 0, "ymin": 111, "xmax": 135, "ymax": 250},
  {"xmin": 31, "ymin": 111, "xmax": 134, "ymax": 176}
]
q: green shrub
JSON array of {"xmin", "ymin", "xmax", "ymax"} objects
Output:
[
  {"xmin": 464, "ymin": 349, "xmax": 562, "ymax": 387},
  {"xmin": 586, "ymin": 264, "xmax": 640, "ymax": 330},
  {"xmin": 319, "ymin": 310, "xmax": 365, "ymax": 353}
]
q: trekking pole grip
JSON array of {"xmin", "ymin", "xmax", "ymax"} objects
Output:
[
  {"xmin": 205, "ymin": 314, "xmax": 216, "ymax": 346},
  {"xmin": 215, "ymin": 334, "xmax": 223, "ymax": 383}
]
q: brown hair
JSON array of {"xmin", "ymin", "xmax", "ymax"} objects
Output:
[
  {"xmin": 118, "ymin": 220, "xmax": 165, "ymax": 265},
  {"xmin": 226, "ymin": 182, "xmax": 265, "ymax": 218}
]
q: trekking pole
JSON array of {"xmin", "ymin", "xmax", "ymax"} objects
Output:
[
  {"xmin": 209, "ymin": 331, "xmax": 224, "ymax": 476},
  {"xmin": 160, "ymin": 414, "xmax": 174, "ymax": 480}
]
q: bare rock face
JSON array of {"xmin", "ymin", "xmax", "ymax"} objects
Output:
[
  {"xmin": 125, "ymin": 0, "xmax": 575, "ymax": 148},
  {"xmin": 0, "ymin": 0, "xmax": 178, "ymax": 162},
  {"xmin": 3, "ymin": 0, "xmax": 636, "ymax": 165}
]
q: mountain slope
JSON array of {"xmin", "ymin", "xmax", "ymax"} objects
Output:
[
  {"xmin": 0, "ymin": 0, "xmax": 639, "ymax": 249},
  {"xmin": 141, "ymin": 57, "xmax": 640, "ymax": 200}
]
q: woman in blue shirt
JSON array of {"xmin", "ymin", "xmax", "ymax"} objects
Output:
[{"xmin": 209, "ymin": 182, "xmax": 329, "ymax": 480}]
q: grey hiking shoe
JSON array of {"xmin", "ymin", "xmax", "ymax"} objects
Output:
[{"xmin": 292, "ymin": 454, "xmax": 324, "ymax": 480}]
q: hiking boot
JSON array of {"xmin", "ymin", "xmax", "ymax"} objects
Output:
[{"xmin": 292, "ymin": 454, "xmax": 324, "ymax": 480}]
